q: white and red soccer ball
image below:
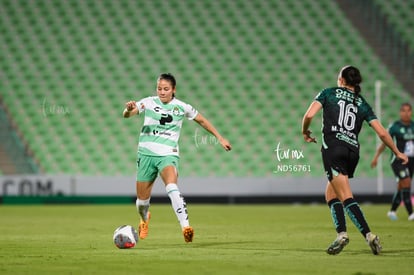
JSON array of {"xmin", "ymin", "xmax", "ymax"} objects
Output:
[{"xmin": 113, "ymin": 225, "xmax": 138, "ymax": 249}]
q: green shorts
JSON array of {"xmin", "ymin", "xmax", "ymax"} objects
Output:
[{"xmin": 136, "ymin": 154, "xmax": 179, "ymax": 182}]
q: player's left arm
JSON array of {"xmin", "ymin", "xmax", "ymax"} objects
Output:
[
  {"xmin": 371, "ymin": 142, "xmax": 386, "ymax": 168},
  {"xmin": 370, "ymin": 119, "xmax": 408, "ymax": 164},
  {"xmin": 194, "ymin": 113, "xmax": 232, "ymax": 151}
]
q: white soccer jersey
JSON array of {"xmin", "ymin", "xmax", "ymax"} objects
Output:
[{"xmin": 135, "ymin": 96, "xmax": 198, "ymax": 156}]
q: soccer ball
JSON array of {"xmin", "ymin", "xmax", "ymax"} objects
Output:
[{"xmin": 113, "ymin": 225, "xmax": 138, "ymax": 249}]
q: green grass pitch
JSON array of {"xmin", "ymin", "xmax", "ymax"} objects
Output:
[{"xmin": 1, "ymin": 204, "xmax": 414, "ymax": 274}]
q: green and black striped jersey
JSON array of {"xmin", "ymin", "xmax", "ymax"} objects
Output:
[{"xmin": 315, "ymin": 87, "xmax": 377, "ymax": 152}]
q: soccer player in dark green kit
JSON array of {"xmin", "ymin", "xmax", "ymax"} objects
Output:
[
  {"xmin": 371, "ymin": 102, "xmax": 414, "ymax": 221},
  {"xmin": 302, "ymin": 65, "xmax": 408, "ymax": 255}
]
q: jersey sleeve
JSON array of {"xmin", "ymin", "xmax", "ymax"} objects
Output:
[
  {"xmin": 387, "ymin": 122, "xmax": 397, "ymax": 136},
  {"xmin": 184, "ymin": 103, "xmax": 198, "ymax": 120},
  {"xmin": 361, "ymin": 100, "xmax": 377, "ymax": 124},
  {"xmin": 135, "ymin": 97, "xmax": 149, "ymax": 114},
  {"xmin": 314, "ymin": 88, "xmax": 328, "ymax": 106}
]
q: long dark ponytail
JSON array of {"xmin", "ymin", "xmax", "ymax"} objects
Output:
[{"xmin": 340, "ymin": 65, "xmax": 362, "ymax": 106}]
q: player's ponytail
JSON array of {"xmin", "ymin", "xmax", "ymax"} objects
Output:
[
  {"xmin": 353, "ymin": 84, "xmax": 361, "ymax": 105},
  {"xmin": 340, "ymin": 65, "xmax": 362, "ymax": 106}
]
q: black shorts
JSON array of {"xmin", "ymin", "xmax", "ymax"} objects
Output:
[
  {"xmin": 391, "ymin": 157, "xmax": 414, "ymax": 180},
  {"xmin": 321, "ymin": 146, "xmax": 359, "ymax": 181}
]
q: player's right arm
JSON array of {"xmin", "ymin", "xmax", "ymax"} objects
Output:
[
  {"xmin": 302, "ymin": 100, "xmax": 322, "ymax": 143},
  {"xmin": 123, "ymin": 101, "xmax": 139, "ymax": 118}
]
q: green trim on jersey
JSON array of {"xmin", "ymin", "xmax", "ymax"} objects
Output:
[
  {"xmin": 135, "ymin": 96, "xmax": 198, "ymax": 156},
  {"xmin": 315, "ymin": 87, "xmax": 377, "ymax": 152},
  {"xmin": 387, "ymin": 120, "xmax": 414, "ymax": 161},
  {"xmin": 141, "ymin": 124, "xmax": 181, "ymax": 134},
  {"xmin": 145, "ymin": 108, "xmax": 185, "ymax": 123},
  {"xmin": 138, "ymin": 146, "xmax": 161, "ymax": 156},
  {"xmin": 139, "ymin": 135, "xmax": 178, "ymax": 147}
]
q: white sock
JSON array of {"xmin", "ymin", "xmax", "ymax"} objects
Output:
[
  {"xmin": 165, "ymin": 183, "xmax": 189, "ymax": 228},
  {"xmin": 136, "ymin": 198, "xmax": 150, "ymax": 221}
]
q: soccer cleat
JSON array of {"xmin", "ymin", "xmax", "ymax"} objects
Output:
[
  {"xmin": 408, "ymin": 213, "xmax": 414, "ymax": 221},
  {"xmin": 182, "ymin": 226, "xmax": 194, "ymax": 243},
  {"xmin": 138, "ymin": 211, "xmax": 151, "ymax": 239},
  {"xmin": 326, "ymin": 232, "xmax": 349, "ymax": 255},
  {"xmin": 366, "ymin": 233, "xmax": 382, "ymax": 255},
  {"xmin": 387, "ymin": 211, "xmax": 398, "ymax": 221}
]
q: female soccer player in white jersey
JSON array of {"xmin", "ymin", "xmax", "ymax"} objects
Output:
[
  {"xmin": 123, "ymin": 73, "xmax": 232, "ymax": 243},
  {"xmin": 302, "ymin": 65, "xmax": 408, "ymax": 255}
]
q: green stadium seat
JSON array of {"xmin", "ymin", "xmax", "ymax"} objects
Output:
[{"xmin": 0, "ymin": 0, "xmax": 412, "ymax": 177}]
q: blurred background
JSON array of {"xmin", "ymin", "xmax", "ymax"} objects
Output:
[{"xmin": 1, "ymin": 0, "xmax": 413, "ymax": 203}]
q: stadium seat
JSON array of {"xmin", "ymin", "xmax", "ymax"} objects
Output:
[{"xmin": 0, "ymin": 0, "xmax": 412, "ymax": 177}]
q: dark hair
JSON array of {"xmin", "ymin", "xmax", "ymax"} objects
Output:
[
  {"xmin": 158, "ymin": 73, "xmax": 176, "ymax": 98},
  {"xmin": 158, "ymin": 73, "xmax": 176, "ymax": 88},
  {"xmin": 340, "ymin": 65, "xmax": 362, "ymax": 105},
  {"xmin": 400, "ymin": 102, "xmax": 412, "ymax": 110}
]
